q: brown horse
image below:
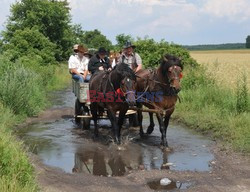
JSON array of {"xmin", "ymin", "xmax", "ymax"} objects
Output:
[
  {"xmin": 89, "ymin": 63, "xmax": 136, "ymax": 144},
  {"xmin": 135, "ymin": 54, "xmax": 183, "ymax": 147}
]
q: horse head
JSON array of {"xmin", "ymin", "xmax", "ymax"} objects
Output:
[
  {"xmin": 115, "ymin": 63, "xmax": 136, "ymax": 106},
  {"xmin": 161, "ymin": 54, "xmax": 183, "ymax": 94}
]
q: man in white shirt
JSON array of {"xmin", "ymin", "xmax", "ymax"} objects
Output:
[{"xmin": 68, "ymin": 45, "xmax": 90, "ymax": 82}]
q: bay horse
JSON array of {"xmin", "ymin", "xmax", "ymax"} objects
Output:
[
  {"xmin": 89, "ymin": 63, "xmax": 136, "ymax": 144},
  {"xmin": 135, "ymin": 54, "xmax": 183, "ymax": 147}
]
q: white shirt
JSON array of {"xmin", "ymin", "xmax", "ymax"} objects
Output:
[
  {"xmin": 111, "ymin": 59, "xmax": 116, "ymax": 68},
  {"xmin": 68, "ymin": 54, "xmax": 89, "ymax": 74}
]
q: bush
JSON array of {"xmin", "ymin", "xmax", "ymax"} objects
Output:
[
  {"xmin": 0, "ymin": 63, "xmax": 46, "ymax": 116},
  {"xmin": 16, "ymin": 55, "xmax": 56, "ymax": 86},
  {"xmin": 134, "ymin": 37, "xmax": 198, "ymax": 68},
  {"xmin": 2, "ymin": 27, "xmax": 57, "ymax": 65}
]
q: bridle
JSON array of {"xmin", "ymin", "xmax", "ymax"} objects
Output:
[{"xmin": 119, "ymin": 77, "xmax": 136, "ymax": 96}]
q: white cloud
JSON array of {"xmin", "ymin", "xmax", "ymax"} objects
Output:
[
  {"xmin": 115, "ymin": 0, "xmax": 187, "ymax": 6},
  {"xmin": 0, "ymin": 0, "xmax": 16, "ymax": 28},
  {"xmin": 0, "ymin": 0, "xmax": 248, "ymax": 44},
  {"xmin": 134, "ymin": 3, "xmax": 199, "ymax": 38},
  {"xmin": 201, "ymin": 0, "xmax": 250, "ymax": 22}
]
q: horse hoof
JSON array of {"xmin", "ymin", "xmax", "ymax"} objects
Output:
[
  {"xmin": 140, "ymin": 131, "xmax": 145, "ymax": 138},
  {"xmin": 160, "ymin": 141, "xmax": 169, "ymax": 147},
  {"xmin": 146, "ymin": 126, "xmax": 154, "ymax": 134},
  {"xmin": 160, "ymin": 146, "xmax": 171, "ymax": 152},
  {"xmin": 115, "ymin": 139, "xmax": 121, "ymax": 145},
  {"xmin": 93, "ymin": 132, "xmax": 99, "ymax": 140}
]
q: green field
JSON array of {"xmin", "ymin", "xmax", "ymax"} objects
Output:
[{"xmin": 190, "ymin": 49, "xmax": 250, "ymax": 89}]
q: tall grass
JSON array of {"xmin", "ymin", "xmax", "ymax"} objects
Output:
[
  {"xmin": 174, "ymin": 65, "xmax": 250, "ymax": 151},
  {"xmin": 0, "ymin": 103, "xmax": 38, "ymax": 192},
  {"xmin": 46, "ymin": 62, "xmax": 71, "ymax": 91},
  {"xmin": 236, "ymin": 72, "xmax": 248, "ymax": 114},
  {"xmin": 0, "ymin": 54, "xmax": 70, "ymax": 191},
  {"xmin": 0, "ymin": 66, "xmax": 46, "ymax": 116}
]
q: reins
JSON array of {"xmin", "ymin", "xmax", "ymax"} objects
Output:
[{"xmin": 135, "ymin": 73, "xmax": 169, "ymax": 87}]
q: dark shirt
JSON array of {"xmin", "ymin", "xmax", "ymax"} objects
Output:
[{"xmin": 88, "ymin": 54, "xmax": 111, "ymax": 74}]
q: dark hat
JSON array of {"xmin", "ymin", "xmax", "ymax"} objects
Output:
[
  {"xmin": 98, "ymin": 47, "xmax": 107, "ymax": 54},
  {"xmin": 124, "ymin": 41, "xmax": 136, "ymax": 49}
]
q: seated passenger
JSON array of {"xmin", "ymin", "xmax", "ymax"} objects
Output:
[
  {"xmin": 68, "ymin": 44, "xmax": 91, "ymax": 82},
  {"xmin": 88, "ymin": 47, "xmax": 111, "ymax": 75}
]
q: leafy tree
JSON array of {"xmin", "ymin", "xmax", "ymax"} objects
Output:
[
  {"xmin": 246, "ymin": 35, "xmax": 250, "ymax": 48},
  {"xmin": 0, "ymin": 39, "xmax": 3, "ymax": 54},
  {"xmin": 82, "ymin": 29, "xmax": 113, "ymax": 50},
  {"xmin": 134, "ymin": 37, "xmax": 197, "ymax": 68},
  {"xmin": 2, "ymin": 0, "xmax": 74, "ymax": 61},
  {"xmin": 115, "ymin": 34, "xmax": 134, "ymax": 50},
  {"xmin": 2, "ymin": 27, "xmax": 57, "ymax": 65},
  {"xmin": 72, "ymin": 24, "xmax": 86, "ymax": 45}
]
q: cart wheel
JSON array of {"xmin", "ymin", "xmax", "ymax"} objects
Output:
[{"xmin": 75, "ymin": 99, "xmax": 83, "ymax": 124}]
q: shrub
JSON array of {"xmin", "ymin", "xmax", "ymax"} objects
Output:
[
  {"xmin": 134, "ymin": 37, "xmax": 198, "ymax": 68},
  {"xmin": 2, "ymin": 27, "xmax": 57, "ymax": 65},
  {"xmin": 0, "ymin": 64, "xmax": 46, "ymax": 116}
]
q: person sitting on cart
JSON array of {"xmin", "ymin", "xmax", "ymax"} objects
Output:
[
  {"xmin": 68, "ymin": 44, "xmax": 91, "ymax": 83},
  {"xmin": 117, "ymin": 41, "xmax": 142, "ymax": 73},
  {"xmin": 88, "ymin": 47, "xmax": 112, "ymax": 75}
]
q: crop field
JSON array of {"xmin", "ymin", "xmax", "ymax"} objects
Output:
[{"xmin": 190, "ymin": 49, "xmax": 250, "ymax": 89}]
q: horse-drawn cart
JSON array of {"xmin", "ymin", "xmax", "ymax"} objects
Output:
[
  {"xmin": 72, "ymin": 79, "xmax": 91, "ymax": 129},
  {"xmin": 72, "ymin": 79, "xmax": 136, "ymax": 130}
]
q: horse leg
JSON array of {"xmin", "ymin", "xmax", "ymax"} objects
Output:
[
  {"xmin": 135, "ymin": 103, "xmax": 144, "ymax": 137},
  {"xmin": 163, "ymin": 114, "xmax": 171, "ymax": 147},
  {"xmin": 138, "ymin": 110, "xmax": 144, "ymax": 137},
  {"xmin": 117, "ymin": 106, "xmax": 128, "ymax": 140},
  {"xmin": 90, "ymin": 103, "xmax": 98, "ymax": 138},
  {"xmin": 156, "ymin": 113, "xmax": 168, "ymax": 147},
  {"xmin": 146, "ymin": 112, "xmax": 155, "ymax": 134},
  {"xmin": 107, "ymin": 107, "xmax": 120, "ymax": 144}
]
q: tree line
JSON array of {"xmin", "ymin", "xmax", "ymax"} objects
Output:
[
  {"xmin": 183, "ymin": 43, "xmax": 246, "ymax": 51},
  {"xmin": 0, "ymin": 0, "xmax": 196, "ymax": 68}
]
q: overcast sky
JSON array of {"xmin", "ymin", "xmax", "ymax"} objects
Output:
[{"xmin": 1, "ymin": 0, "xmax": 250, "ymax": 45}]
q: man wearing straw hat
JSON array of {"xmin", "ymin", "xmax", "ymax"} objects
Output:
[{"xmin": 68, "ymin": 44, "xmax": 91, "ymax": 82}]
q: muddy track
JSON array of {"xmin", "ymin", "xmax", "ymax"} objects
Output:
[{"xmin": 19, "ymin": 89, "xmax": 250, "ymax": 192}]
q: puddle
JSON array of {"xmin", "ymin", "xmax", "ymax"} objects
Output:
[
  {"xmin": 18, "ymin": 88, "xmax": 214, "ymax": 176},
  {"xmin": 147, "ymin": 179, "xmax": 193, "ymax": 191}
]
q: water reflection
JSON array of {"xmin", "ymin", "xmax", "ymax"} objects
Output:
[{"xmin": 72, "ymin": 144, "xmax": 170, "ymax": 176}]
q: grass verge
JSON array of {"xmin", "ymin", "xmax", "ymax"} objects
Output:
[
  {"xmin": 46, "ymin": 62, "xmax": 71, "ymax": 91},
  {"xmin": 0, "ymin": 63, "xmax": 70, "ymax": 191},
  {"xmin": 173, "ymin": 65, "xmax": 250, "ymax": 152},
  {"xmin": 0, "ymin": 103, "xmax": 38, "ymax": 192}
]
